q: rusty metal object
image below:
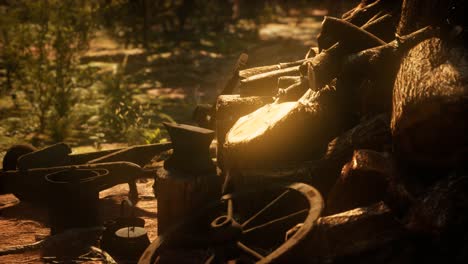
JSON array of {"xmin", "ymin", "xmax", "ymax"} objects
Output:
[
  {"xmin": 139, "ymin": 182, "xmax": 323, "ymax": 264},
  {"xmin": 162, "ymin": 122, "xmax": 215, "ymax": 174},
  {"xmin": 1, "ymin": 144, "xmax": 37, "ymax": 172},
  {"xmin": 1, "ymin": 161, "xmax": 153, "ymax": 202},
  {"xmin": 46, "ymin": 168, "xmax": 106, "ymax": 234},
  {"xmin": 0, "ymin": 141, "xmax": 171, "ymax": 201},
  {"xmin": 103, "ymin": 199, "xmax": 149, "ymax": 261}
]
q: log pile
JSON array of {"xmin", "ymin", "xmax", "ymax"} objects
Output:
[{"xmin": 214, "ymin": 0, "xmax": 468, "ymax": 261}]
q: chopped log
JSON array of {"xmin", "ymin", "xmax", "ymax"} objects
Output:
[
  {"xmin": 300, "ymin": 202, "xmax": 406, "ymax": 262},
  {"xmin": 223, "ymin": 113, "xmax": 393, "ymax": 199},
  {"xmin": 326, "ymin": 150, "xmax": 393, "ymax": 215},
  {"xmin": 337, "ymin": 26, "xmax": 436, "ymax": 118},
  {"xmin": 224, "ymin": 85, "xmax": 341, "ymax": 168},
  {"xmin": 391, "ymin": 37, "xmax": 468, "ymax": 171},
  {"xmin": 215, "ymin": 95, "xmax": 273, "ymax": 170},
  {"xmin": 241, "ymin": 16, "xmax": 392, "ymax": 96}
]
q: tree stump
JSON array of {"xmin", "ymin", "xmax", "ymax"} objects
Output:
[{"xmin": 155, "ymin": 170, "xmax": 221, "ymax": 235}]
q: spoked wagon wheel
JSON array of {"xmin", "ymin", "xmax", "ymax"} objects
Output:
[{"xmin": 139, "ymin": 182, "xmax": 323, "ymax": 264}]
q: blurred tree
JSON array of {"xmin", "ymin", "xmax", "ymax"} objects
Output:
[{"xmin": 0, "ymin": 0, "xmax": 97, "ymax": 141}]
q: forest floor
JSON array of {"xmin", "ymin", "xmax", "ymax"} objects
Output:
[{"xmin": 0, "ymin": 9, "xmax": 325, "ymax": 264}]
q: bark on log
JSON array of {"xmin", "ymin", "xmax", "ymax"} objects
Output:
[
  {"xmin": 397, "ymin": 0, "xmax": 452, "ymax": 35},
  {"xmin": 337, "ymin": 26, "xmax": 436, "ymax": 119},
  {"xmin": 391, "ymin": 37, "xmax": 468, "ymax": 171},
  {"xmin": 300, "ymin": 202, "xmax": 406, "ymax": 262},
  {"xmin": 154, "ymin": 170, "xmax": 221, "ymax": 235},
  {"xmin": 326, "ymin": 150, "xmax": 393, "ymax": 215}
]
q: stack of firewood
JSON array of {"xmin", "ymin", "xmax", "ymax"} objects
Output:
[{"xmin": 212, "ymin": 0, "xmax": 467, "ymax": 262}]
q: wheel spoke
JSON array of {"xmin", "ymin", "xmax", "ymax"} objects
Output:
[
  {"xmin": 241, "ymin": 190, "xmax": 290, "ymax": 228},
  {"xmin": 204, "ymin": 254, "xmax": 215, "ymax": 264},
  {"xmin": 243, "ymin": 209, "xmax": 308, "ymax": 234},
  {"xmin": 236, "ymin": 242, "xmax": 264, "ymax": 260}
]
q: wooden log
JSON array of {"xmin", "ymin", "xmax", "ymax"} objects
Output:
[
  {"xmin": 318, "ymin": 13, "xmax": 395, "ymax": 52},
  {"xmin": 311, "ymin": 18, "xmax": 391, "ymax": 89},
  {"xmin": 224, "ymin": 85, "xmax": 341, "ymax": 168},
  {"xmin": 277, "ymin": 76, "xmax": 301, "ymax": 90},
  {"xmin": 154, "ymin": 170, "xmax": 221, "ymax": 235},
  {"xmin": 238, "ymin": 59, "xmax": 306, "ymax": 79},
  {"xmin": 300, "ymin": 202, "xmax": 406, "ymax": 262},
  {"xmin": 337, "ymin": 26, "xmax": 436, "ymax": 119},
  {"xmin": 391, "ymin": 37, "xmax": 468, "ymax": 171},
  {"xmin": 326, "ymin": 150, "xmax": 393, "ymax": 215},
  {"xmin": 215, "ymin": 95, "xmax": 273, "ymax": 170},
  {"xmin": 223, "ymin": 113, "xmax": 393, "ymax": 200},
  {"xmin": 241, "ymin": 15, "xmax": 392, "ymax": 96},
  {"xmin": 239, "ymin": 66, "xmax": 300, "ymax": 96}
]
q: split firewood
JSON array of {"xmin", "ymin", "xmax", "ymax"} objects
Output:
[
  {"xmin": 337, "ymin": 26, "xmax": 436, "ymax": 118},
  {"xmin": 300, "ymin": 202, "xmax": 406, "ymax": 262},
  {"xmin": 391, "ymin": 37, "xmax": 468, "ymax": 171}
]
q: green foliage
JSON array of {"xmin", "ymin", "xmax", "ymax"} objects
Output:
[
  {"xmin": 1, "ymin": 0, "xmax": 97, "ymax": 141},
  {"xmin": 97, "ymin": 56, "xmax": 173, "ymax": 145}
]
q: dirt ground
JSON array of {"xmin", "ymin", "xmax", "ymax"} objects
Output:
[{"xmin": 0, "ymin": 14, "xmax": 322, "ymax": 264}]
